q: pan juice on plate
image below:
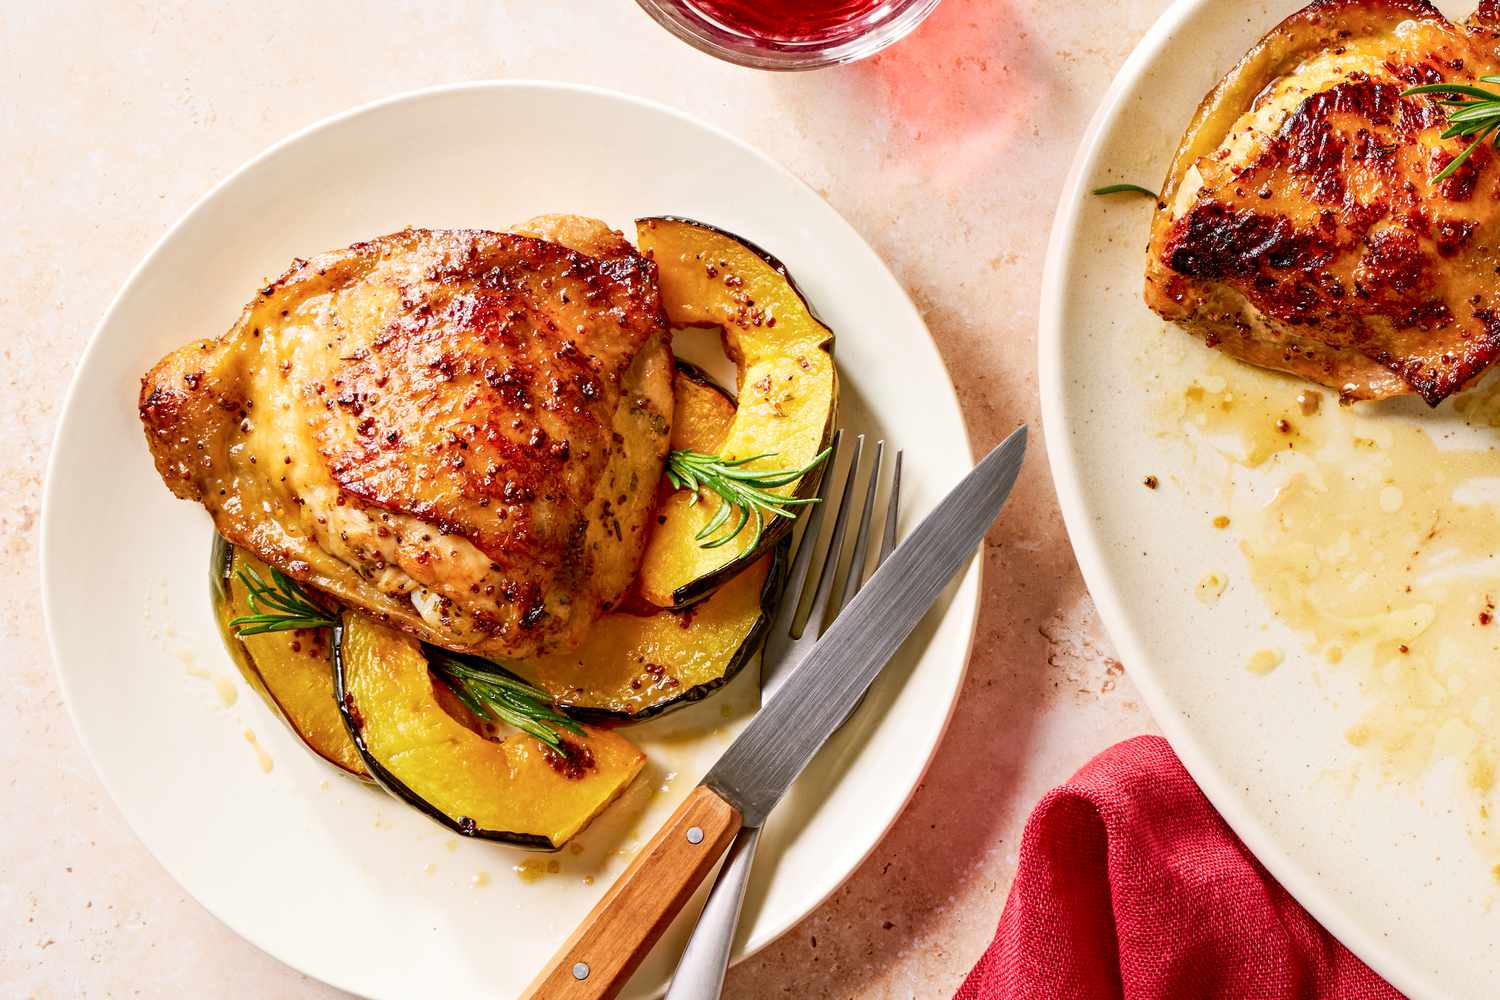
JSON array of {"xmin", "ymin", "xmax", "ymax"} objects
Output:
[{"xmin": 1141, "ymin": 323, "xmax": 1500, "ymax": 873}]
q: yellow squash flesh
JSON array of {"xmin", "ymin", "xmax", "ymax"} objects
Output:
[
  {"xmin": 636, "ymin": 217, "xmax": 837, "ymax": 608},
  {"xmin": 670, "ymin": 361, "xmax": 736, "ymax": 452},
  {"xmin": 212, "ymin": 540, "xmax": 368, "ymax": 779},
  {"xmin": 512, "ymin": 552, "xmax": 775, "ymax": 718},
  {"xmin": 336, "ymin": 611, "xmax": 644, "ymax": 849}
]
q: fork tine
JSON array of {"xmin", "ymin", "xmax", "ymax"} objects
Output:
[
  {"xmin": 765, "ymin": 430, "xmax": 842, "ymax": 639},
  {"xmin": 828, "ymin": 440, "xmax": 884, "ymax": 612},
  {"xmin": 873, "ymin": 450, "xmax": 902, "ymax": 576},
  {"xmin": 794, "ymin": 434, "xmax": 865, "ymax": 639},
  {"xmin": 824, "ymin": 446, "xmax": 898, "ymax": 725}
]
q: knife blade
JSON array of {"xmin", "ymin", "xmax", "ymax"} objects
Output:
[
  {"xmin": 521, "ymin": 425, "xmax": 1026, "ymax": 1000},
  {"xmin": 703, "ymin": 423, "xmax": 1027, "ymax": 825}
]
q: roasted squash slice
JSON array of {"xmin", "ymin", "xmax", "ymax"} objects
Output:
[
  {"xmin": 511, "ymin": 548, "xmax": 779, "ymax": 719},
  {"xmin": 671, "ymin": 360, "xmax": 736, "ymax": 452},
  {"xmin": 635, "ymin": 217, "xmax": 837, "ymax": 608},
  {"xmin": 334, "ymin": 611, "xmax": 645, "ymax": 850},
  {"xmin": 211, "ymin": 536, "xmax": 369, "ymax": 780},
  {"xmin": 502, "ymin": 363, "xmax": 777, "ymax": 719}
]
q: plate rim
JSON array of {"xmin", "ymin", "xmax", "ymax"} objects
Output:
[
  {"xmin": 39, "ymin": 78, "xmax": 981, "ymax": 996},
  {"xmin": 1037, "ymin": 2, "xmax": 1433, "ymax": 997}
]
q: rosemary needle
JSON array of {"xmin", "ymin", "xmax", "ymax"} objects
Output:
[
  {"xmin": 666, "ymin": 446, "xmax": 832, "ymax": 550},
  {"xmin": 228, "ymin": 564, "xmax": 338, "ymax": 635},
  {"xmin": 1402, "ymin": 78, "xmax": 1500, "ymax": 184},
  {"xmin": 1092, "ymin": 183, "xmax": 1159, "ymax": 198},
  {"xmin": 427, "ymin": 652, "xmax": 585, "ymax": 754}
]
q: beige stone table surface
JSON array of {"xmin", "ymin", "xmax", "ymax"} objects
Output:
[{"xmin": 3, "ymin": 1, "xmax": 1168, "ymax": 996}]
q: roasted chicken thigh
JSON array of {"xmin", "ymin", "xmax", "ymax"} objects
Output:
[
  {"xmin": 141, "ymin": 216, "xmax": 673, "ymax": 658},
  {"xmin": 1147, "ymin": 0, "xmax": 1500, "ymax": 404}
]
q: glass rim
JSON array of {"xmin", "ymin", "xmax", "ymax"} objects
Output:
[{"xmin": 633, "ymin": 0, "xmax": 943, "ymax": 71}]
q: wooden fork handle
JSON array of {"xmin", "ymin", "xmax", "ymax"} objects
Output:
[{"xmin": 521, "ymin": 784, "xmax": 743, "ymax": 1000}]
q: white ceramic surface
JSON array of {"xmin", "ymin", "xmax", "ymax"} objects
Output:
[
  {"xmin": 40, "ymin": 82, "xmax": 978, "ymax": 1000},
  {"xmin": 1041, "ymin": 2, "xmax": 1498, "ymax": 998}
]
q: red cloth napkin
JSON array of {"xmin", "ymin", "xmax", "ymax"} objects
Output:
[{"xmin": 956, "ymin": 735, "xmax": 1403, "ymax": 1000}]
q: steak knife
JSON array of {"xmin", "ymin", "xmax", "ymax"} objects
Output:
[{"xmin": 521, "ymin": 425, "xmax": 1027, "ymax": 1000}]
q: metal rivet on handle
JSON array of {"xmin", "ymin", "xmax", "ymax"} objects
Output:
[
  {"xmin": 686, "ymin": 826, "xmax": 704, "ymax": 845},
  {"xmin": 572, "ymin": 962, "xmax": 590, "ymax": 981}
]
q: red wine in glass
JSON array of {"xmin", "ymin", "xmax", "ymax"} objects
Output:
[
  {"xmin": 636, "ymin": 0, "xmax": 940, "ymax": 69},
  {"xmin": 686, "ymin": 0, "xmax": 888, "ymax": 42}
]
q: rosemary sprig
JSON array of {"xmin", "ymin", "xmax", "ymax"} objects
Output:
[
  {"xmin": 666, "ymin": 446, "xmax": 831, "ymax": 549},
  {"xmin": 227, "ymin": 564, "xmax": 580, "ymax": 751},
  {"xmin": 1402, "ymin": 78, "xmax": 1500, "ymax": 183},
  {"xmin": 228, "ymin": 565, "xmax": 338, "ymax": 635},
  {"xmin": 1092, "ymin": 182, "xmax": 1158, "ymax": 198},
  {"xmin": 427, "ymin": 652, "xmax": 584, "ymax": 753}
]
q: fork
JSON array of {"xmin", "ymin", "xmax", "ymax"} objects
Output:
[{"xmin": 663, "ymin": 429, "xmax": 902, "ymax": 1000}]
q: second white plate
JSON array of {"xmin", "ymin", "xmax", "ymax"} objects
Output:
[{"xmin": 1042, "ymin": 3, "xmax": 1500, "ymax": 997}]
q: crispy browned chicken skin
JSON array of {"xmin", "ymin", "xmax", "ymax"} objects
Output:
[
  {"xmin": 141, "ymin": 216, "xmax": 673, "ymax": 657},
  {"xmin": 1146, "ymin": 0, "xmax": 1500, "ymax": 405}
]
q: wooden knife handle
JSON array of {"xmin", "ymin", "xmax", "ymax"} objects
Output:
[{"xmin": 521, "ymin": 784, "xmax": 743, "ymax": 1000}]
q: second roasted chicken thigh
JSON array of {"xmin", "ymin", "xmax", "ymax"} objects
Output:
[
  {"xmin": 141, "ymin": 216, "xmax": 673, "ymax": 658},
  {"xmin": 1147, "ymin": 0, "xmax": 1500, "ymax": 405}
]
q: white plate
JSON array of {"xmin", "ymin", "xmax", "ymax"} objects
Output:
[
  {"xmin": 41, "ymin": 82, "xmax": 978, "ymax": 1000},
  {"xmin": 1042, "ymin": 3, "xmax": 1500, "ymax": 998}
]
